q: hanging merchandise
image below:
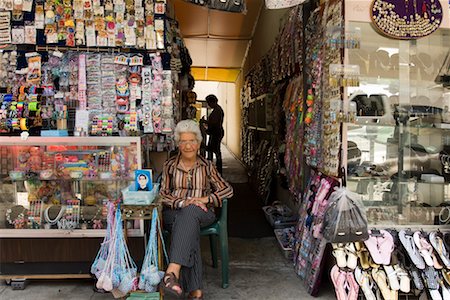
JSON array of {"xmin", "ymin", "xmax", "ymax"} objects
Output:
[
  {"xmin": 322, "ymin": 174, "xmax": 369, "ymax": 243},
  {"xmin": 208, "ymin": 0, "xmax": 246, "ymax": 13},
  {"xmin": 293, "ymin": 170, "xmax": 338, "ymax": 296},
  {"xmin": 95, "ymin": 205, "xmax": 138, "ymax": 298},
  {"xmin": 282, "ymin": 77, "xmax": 305, "ymax": 197},
  {"xmin": 320, "ymin": 0, "xmax": 343, "ymax": 178},
  {"xmin": 265, "ymin": 0, "xmax": 306, "ymax": 9},
  {"xmin": 91, "ymin": 202, "xmax": 114, "ymax": 278},
  {"xmin": 139, "ymin": 207, "xmax": 168, "ymax": 292}
]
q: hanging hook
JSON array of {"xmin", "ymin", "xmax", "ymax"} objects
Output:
[{"xmin": 340, "ymin": 166, "xmax": 347, "ymax": 187}]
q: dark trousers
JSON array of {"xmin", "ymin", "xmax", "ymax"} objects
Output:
[
  {"xmin": 207, "ymin": 134, "xmax": 223, "ymax": 174},
  {"xmin": 163, "ymin": 205, "xmax": 216, "ymax": 293}
]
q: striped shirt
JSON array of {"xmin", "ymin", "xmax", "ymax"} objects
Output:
[{"xmin": 159, "ymin": 154, "xmax": 234, "ymax": 209}]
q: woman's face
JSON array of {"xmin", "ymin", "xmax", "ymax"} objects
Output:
[{"xmin": 179, "ymin": 132, "xmax": 200, "ymax": 160}]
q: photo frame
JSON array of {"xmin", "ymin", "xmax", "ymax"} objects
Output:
[{"xmin": 135, "ymin": 169, "xmax": 153, "ymax": 191}]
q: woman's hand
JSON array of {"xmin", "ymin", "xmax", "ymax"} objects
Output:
[{"xmin": 184, "ymin": 198, "xmax": 207, "ymax": 212}]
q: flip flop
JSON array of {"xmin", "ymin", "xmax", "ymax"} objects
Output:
[
  {"xmin": 345, "ymin": 243, "xmax": 358, "ymax": 270},
  {"xmin": 394, "ymin": 264, "xmax": 410, "ymax": 294},
  {"xmin": 372, "ymin": 268, "xmax": 394, "ymax": 300},
  {"xmin": 429, "ymin": 231, "xmax": 450, "ymax": 269},
  {"xmin": 354, "ymin": 241, "xmax": 371, "ymax": 270},
  {"xmin": 413, "ymin": 231, "xmax": 435, "ymax": 267},
  {"xmin": 354, "ymin": 267, "xmax": 376, "ymax": 300},
  {"xmin": 331, "ymin": 265, "xmax": 348, "ymax": 300},
  {"xmin": 364, "ymin": 230, "xmax": 394, "ymax": 265},
  {"xmin": 424, "ymin": 266, "xmax": 442, "ymax": 300},
  {"xmin": 332, "ymin": 243, "xmax": 347, "ymax": 269},
  {"xmin": 346, "ymin": 270, "xmax": 360, "ymax": 300},
  {"xmin": 441, "ymin": 280, "xmax": 450, "ymax": 300},
  {"xmin": 399, "ymin": 230, "xmax": 426, "ymax": 270},
  {"xmin": 442, "ymin": 269, "xmax": 450, "ymax": 286},
  {"xmin": 383, "ymin": 265, "xmax": 400, "ymax": 291},
  {"xmin": 409, "ymin": 265, "xmax": 424, "ymax": 290}
]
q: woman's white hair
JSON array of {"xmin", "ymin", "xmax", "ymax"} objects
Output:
[{"xmin": 174, "ymin": 120, "xmax": 203, "ymax": 144}]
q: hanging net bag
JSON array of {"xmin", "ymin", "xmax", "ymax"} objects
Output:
[
  {"xmin": 91, "ymin": 202, "xmax": 115, "ymax": 279},
  {"xmin": 96, "ymin": 205, "xmax": 138, "ymax": 298},
  {"xmin": 323, "ymin": 186, "xmax": 369, "ymax": 243},
  {"xmin": 139, "ymin": 207, "xmax": 168, "ymax": 292}
]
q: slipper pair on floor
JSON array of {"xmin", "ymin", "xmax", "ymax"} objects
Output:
[
  {"xmin": 330, "ymin": 265, "xmax": 359, "ymax": 300},
  {"xmin": 332, "ymin": 243, "xmax": 358, "ymax": 269}
]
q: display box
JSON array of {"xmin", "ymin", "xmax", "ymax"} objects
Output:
[{"xmin": 122, "ymin": 183, "xmax": 160, "ymax": 205}]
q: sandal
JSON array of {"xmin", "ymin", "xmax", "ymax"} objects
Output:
[
  {"xmin": 354, "ymin": 241, "xmax": 371, "ymax": 270},
  {"xmin": 162, "ymin": 272, "xmax": 183, "ymax": 298},
  {"xmin": 332, "ymin": 243, "xmax": 347, "ymax": 269}
]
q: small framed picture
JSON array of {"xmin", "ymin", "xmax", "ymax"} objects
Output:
[{"xmin": 135, "ymin": 169, "xmax": 153, "ymax": 191}]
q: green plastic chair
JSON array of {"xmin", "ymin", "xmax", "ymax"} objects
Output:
[{"xmin": 200, "ymin": 198, "xmax": 229, "ymax": 289}]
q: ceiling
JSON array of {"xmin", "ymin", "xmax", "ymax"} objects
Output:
[{"xmin": 170, "ymin": 0, "xmax": 263, "ymax": 82}]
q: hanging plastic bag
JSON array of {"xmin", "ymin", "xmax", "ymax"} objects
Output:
[
  {"xmin": 91, "ymin": 202, "xmax": 115, "ymax": 279},
  {"xmin": 323, "ymin": 186, "xmax": 369, "ymax": 243},
  {"xmin": 139, "ymin": 207, "xmax": 168, "ymax": 292}
]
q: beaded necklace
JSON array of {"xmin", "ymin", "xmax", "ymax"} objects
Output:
[{"xmin": 80, "ymin": 205, "xmax": 101, "ymax": 229}]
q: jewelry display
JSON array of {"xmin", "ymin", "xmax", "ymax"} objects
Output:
[
  {"xmin": 57, "ymin": 199, "xmax": 80, "ymax": 230},
  {"xmin": 5, "ymin": 205, "xmax": 27, "ymax": 229},
  {"xmin": 44, "ymin": 205, "xmax": 66, "ymax": 226},
  {"xmin": 371, "ymin": 0, "xmax": 443, "ymax": 39},
  {"xmin": 80, "ymin": 205, "xmax": 102, "ymax": 229},
  {"xmin": 28, "ymin": 200, "xmax": 43, "ymax": 229}
]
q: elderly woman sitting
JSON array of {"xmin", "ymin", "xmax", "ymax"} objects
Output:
[{"xmin": 160, "ymin": 120, "xmax": 233, "ymax": 300}]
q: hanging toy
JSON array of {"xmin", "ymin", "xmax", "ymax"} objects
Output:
[{"xmin": 304, "ymin": 87, "xmax": 314, "ymax": 125}]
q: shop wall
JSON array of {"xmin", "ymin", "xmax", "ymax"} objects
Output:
[{"xmin": 243, "ymin": 6, "xmax": 291, "ymax": 76}]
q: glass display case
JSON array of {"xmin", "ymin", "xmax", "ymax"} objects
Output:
[
  {"xmin": 0, "ymin": 136, "xmax": 143, "ymax": 237},
  {"xmin": 343, "ymin": 17, "xmax": 450, "ymax": 226}
]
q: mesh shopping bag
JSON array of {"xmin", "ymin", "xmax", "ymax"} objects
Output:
[
  {"xmin": 91, "ymin": 202, "xmax": 115, "ymax": 279},
  {"xmin": 323, "ymin": 186, "xmax": 369, "ymax": 243},
  {"xmin": 139, "ymin": 208, "xmax": 168, "ymax": 293}
]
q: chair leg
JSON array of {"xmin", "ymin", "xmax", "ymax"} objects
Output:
[
  {"xmin": 219, "ymin": 227, "xmax": 229, "ymax": 288},
  {"xmin": 209, "ymin": 234, "xmax": 218, "ymax": 268}
]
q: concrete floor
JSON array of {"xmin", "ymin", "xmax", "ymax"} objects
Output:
[{"xmin": 0, "ymin": 237, "xmax": 336, "ymax": 300}]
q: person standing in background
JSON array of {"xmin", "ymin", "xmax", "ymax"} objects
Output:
[{"xmin": 205, "ymin": 94, "xmax": 224, "ymax": 174}]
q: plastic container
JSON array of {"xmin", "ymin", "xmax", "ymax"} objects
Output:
[
  {"xmin": 122, "ymin": 183, "xmax": 160, "ymax": 205},
  {"xmin": 274, "ymin": 228, "xmax": 294, "ymax": 260},
  {"xmin": 263, "ymin": 205, "xmax": 297, "ymax": 229}
]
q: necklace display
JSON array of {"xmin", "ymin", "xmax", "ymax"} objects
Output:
[
  {"xmin": 80, "ymin": 205, "xmax": 102, "ymax": 230},
  {"xmin": 371, "ymin": 0, "xmax": 443, "ymax": 39},
  {"xmin": 44, "ymin": 205, "xmax": 66, "ymax": 229},
  {"xmin": 5, "ymin": 205, "xmax": 27, "ymax": 229}
]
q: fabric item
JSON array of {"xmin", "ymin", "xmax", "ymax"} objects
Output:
[
  {"xmin": 159, "ymin": 154, "xmax": 233, "ymax": 209},
  {"xmin": 265, "ymin": 0, "xmax": 306, "ymax": 9},
  {"xmin": 163, "ymin": 205, "xmax": 216, "ymax": 292}
]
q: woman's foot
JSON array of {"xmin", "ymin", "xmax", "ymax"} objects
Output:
[
  {"xmin": 162, "ymin": 272, "xmax": 183, "ymax": 298},
  {"xmin": 188, "ymin": 289, "xmax": 203, "ymax": 299}
]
